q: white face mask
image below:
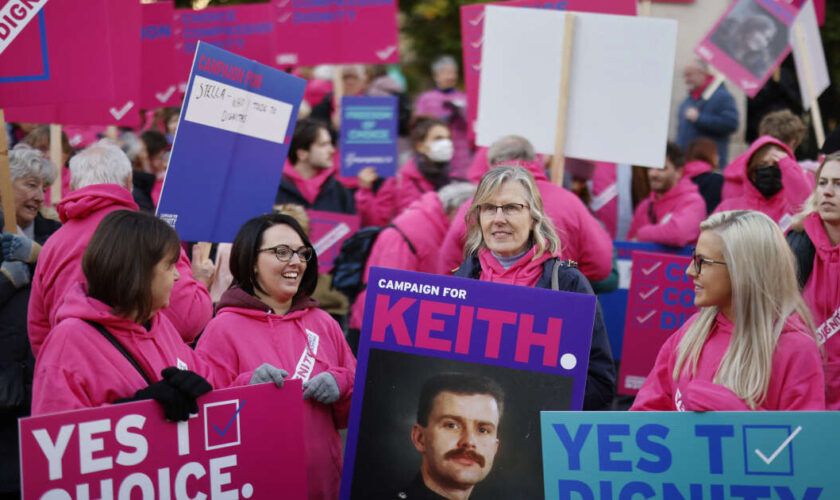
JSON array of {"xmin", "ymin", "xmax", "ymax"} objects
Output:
[{"xmin": 426, "ymin": 138, "xmax": 454, "ymax": 163}]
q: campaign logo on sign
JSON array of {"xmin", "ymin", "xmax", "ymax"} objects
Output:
[{"xmin": 204, "ymin": 399, "xmax": 245, "ymax": 450}]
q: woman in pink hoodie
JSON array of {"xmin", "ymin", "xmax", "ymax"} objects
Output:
[
  {"xmin": 452, "ymin": 166, "xmax": 616, "ymax": 410},
  {"xmin": 196, "ymin": 214, "xmax": 355, "ymax": 500},
  {"xmin": 31, "ymin": 211, "xmax": 276, "ymax": 418},
  {"xmin": 787, "ymin": 152, "xmax": 840, "ymax": 408},
  {"xmin": 632, "ymin": 210, "xmax": 824, "ymax": 411}
]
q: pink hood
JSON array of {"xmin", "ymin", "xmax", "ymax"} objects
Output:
[
  {"xmin": 283, "ymin": 160, "xmax": 337, "ymax": 205},
  {"xmin": 683, "ymin": 159, "xmax": 714, "ymax": 178},
  {"xmin": 57, "ymin": 183, "xmax": 138, "ymax": 222}
]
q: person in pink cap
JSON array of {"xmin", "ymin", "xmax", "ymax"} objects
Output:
[{"xmin": 632, "ymin": 210, "xmax": 824, "ymax": 411}]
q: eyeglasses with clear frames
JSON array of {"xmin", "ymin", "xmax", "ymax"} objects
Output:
[
  {"xmin": 478, "ymin": 203, "xmax": 527, "ymax": 218},
  {"xmin": 259, "ymin": 244, "xmax": 313, "ymax": 263},
  {"xmin": 691, "ymin": 248, "xmax": 726, "ymax": 274}
]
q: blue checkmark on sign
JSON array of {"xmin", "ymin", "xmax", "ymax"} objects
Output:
[{"xmin": 213, "ymin": 399, "xmax": 246, "ymax": 437}]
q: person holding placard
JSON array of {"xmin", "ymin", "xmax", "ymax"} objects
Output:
[
  {"xmin": 631, "ymin": 210, "xmax": 824, "ymax": 411},
  {"xmin": 414, "ymin": 56, "xmax": 471, "ymax": 179},
  {"xmin": 276, "ymin": 118, "xmax": 357, "ymax": 214},
  {"xmin": 356, "ymin": 117, "xmax": 454, "ymax": 226},
  {"xmin": 438, "ymin": 136, "xmax": 614, "ymax": 284},
  {"xmin": 676, "ymin": 59, "xmax": 739, "ymax": 166},
  {"xmin": 27, "ymin": 140, "xmax": 215, "ymax": 356},
  {"xmin": 31, "ymin": 211, "xmax": 284, "ymax": 417},
  {"xmin": 787, "ymin": 152, "xmax": 840, "ymax": 409},
  {"xmin": 196, "ymin": 214, "xmax": 356, "ymax": 500},
  {"xmin": 627, "ymin": 143, "xmax": 707, "ymax": 247},
  {"xmin": 0, "ymin": 144, "xmax": 61, "ymax": 500},
  {"xmin": 452, "ymin": 165, "xmax": 615, "ymax": 410}
]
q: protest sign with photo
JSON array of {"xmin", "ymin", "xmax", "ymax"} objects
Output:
[
  {"xmin": 157, "ymin": 41, "xmax": 306, "ymax": 243},
  {"xmin": 459, "ymin": 0, "xmax": 637, "ymax": 141},
  {"xmin": 618, "ymin": 250, "xmax": 696, "ymax": 395},
  {"xmin": 476, "ymin": 7, "xmax": 677, "ymax": 168},
  {"xmin": 308, "ymin": 209, "xmax": 361, "ymax": 273},
  {"xmin": 20, "ymin": 382, "xmax": 307, "ymax": 500},
  {"xmin": 695, "ymin": 0, "xmax": 798, "ymax": 97},
  {"xmin": 542, "ymin": 411, "xmax": 840, "ymax": 499},
  {"xmin": 339, "ymin": 96, "xmax": 398, "ymax": 178},
  {"xmin": 340, "ymin": 267, "xmax": 596, "ymax": 499}
]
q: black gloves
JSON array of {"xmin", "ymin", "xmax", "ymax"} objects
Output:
[{"xmin": 118, "ymin": 367, "xmax": 212, "ymax": 421}]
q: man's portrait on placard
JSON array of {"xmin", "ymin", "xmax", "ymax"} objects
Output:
[{"xmin": 708, "ymin": 0, "xmax": 789, "ymax": 78}]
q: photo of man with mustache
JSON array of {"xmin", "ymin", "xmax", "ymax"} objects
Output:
[{"xmin": 396, "ymin": 372, "xmax": 504, "ymax": 500}]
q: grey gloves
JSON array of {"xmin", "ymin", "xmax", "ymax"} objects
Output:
[
  {"xmin": 1, "ymin": 233, "xmax": 40, "ymax": 264},
  {"xmin": 302, "ymin": 372, "xmax": 340, "ymax": 404},
  {"xmin": 0, "ymin": 261, "xmax": 30, "ymax": 288},
  {"xmin": 249, "ymin": 363, "xmax": 288, "ymax": 387}
]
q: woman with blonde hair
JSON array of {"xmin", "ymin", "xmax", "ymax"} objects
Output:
[
  {"xmin": 787, "ymin": 152, "xmax": 840, "ymax": 408},
  {"xmin": 632, "ymin": 210, "xmax": 824, "ymax": 411},
  {"xmin": 453, "ymin": 165, "xmax": 616, "ymax": 410}
]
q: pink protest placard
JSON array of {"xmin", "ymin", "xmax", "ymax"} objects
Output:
[
  {"xmin": 173, "ymin": 3, "xmax": 278, "ymax": 87},
  {"xmin": 459, "ymin": 0, "xmax": 637, "ymax": 140},
  {"xmin": 0, "ymin": 0, "xmax": 139, "ymax": 108},
  {"xmin": 308, "ymin": 209, "xmax": 360, "ymax": 273},
  {"xmin": 3, "ymin": 101, "xmax": 142, "ymax": 128},
  {"xmin": 695, "ymin": 0, "xmax": 798, "ymax": 98},
  {"xmin": 20, "ymin": 382, "xmax": 307, "ymax": 500},
  {"xmin": 617, "ymin": 250, "xmax": 696, "ymax": 396},
  {"xmin": 142, "ymin": 1, "xmax": 180, "ymax": 109},
  {"xmin": 272, "ymin": 0, "xmax": 399, "ymax": 66}
]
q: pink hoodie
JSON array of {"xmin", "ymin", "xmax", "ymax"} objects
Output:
[
  {"xmin": 354, "ymin": 157, "xmax": 436, "ymax": 227},
  {"xmin": 627, "ymin": 177, "xmax": 706, "ymax": 247},
  {"xmin": 466, "ymin": 147, "xmax": 489, "ymax": 184},
  {"xmin": 28, "ymin": 184, "xmax": 213, "ymax": 356},
  {"xmin": 631, "ymin": 312, "xmax": 825, "ymax": 411},
  {"xmin": 196, "ymin": 288, "xmax": 356, "ymax": 500},
  {"xmin": 414, "ymin": 88, "xmax": 472, "ymax": 178},
  {"xmin": 683, "ymin": 159, "xmax": 714, "ymax": 178},
  {"xmin": 31, "ymin": 283, "xmax": 244, "ymax": 416},
  {"xmin": 802, "ymin": 212, "xmax": 840, "ymax": 408},
  {"xmin": 284, "ymin": 160, "xmax": 339, "ymax": 205},
  {"xmin": 438, "ymin": 161, "xmax": 613, "ymax": 281},
  {"xmin": 350, "ymin": 191, "xmax": 450, "ymax": 329},
  {"xmin": 721, "ymin": 136, "xmax": 813, "ymax": 206}
]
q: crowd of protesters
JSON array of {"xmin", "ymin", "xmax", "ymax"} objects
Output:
[{"xmin": 1, "ymin": 54, "xmax": 839, "ymax": 500}]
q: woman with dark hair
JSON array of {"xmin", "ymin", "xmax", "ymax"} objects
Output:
[
  {"xmin": 196, "ymin": 214, "xmax": 356, "ymax": 500},
  {"xmin": 31, "ymin": 211, "xmax": 282, "ymax": 418},
  {"xmin": 355, "ymin": 116, "xmax": 454, "ymax": 226}
]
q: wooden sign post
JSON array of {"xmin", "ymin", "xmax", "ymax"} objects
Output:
[
  {"xmin": 795, "ymin": 23, "xmax": 826, "ymax": 149},
  {"xmin": 0, "ymin": 110, "xmax": 17, "ymax": 233},
  {"xmin": 550, "ymin": 13, "xmax": 576, "ymax": 185},
  {"xmin": 49, "ymin": 124, "xmax": 63, "ymax": 205}
]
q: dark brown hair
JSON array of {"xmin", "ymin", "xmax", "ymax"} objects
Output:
[
  {"xmin": 409, "ymin": 116, "xmax": 448, "ymax": 150},
  {"xmin": 229, "ymin": 214, "xmax": 318, "ymax": 300},
  {"xmin": 685, "ymin": 137, "xmax": 719, "ymax": 170},
  {"xmin": 83, "ymin": 210, "xmax": 181, "ymax": 323}
]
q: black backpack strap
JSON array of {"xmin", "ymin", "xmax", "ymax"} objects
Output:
[
  {"xmin": 84, "ymin": 320, "xmax": 152, "ymax": 385},
  {"xmin": 786, "ymin": 229, "xmax": 816, "ymax": 289},
  {"xmin": 387, "ymin": 224, "xmax": 417, "ymax": 255}
]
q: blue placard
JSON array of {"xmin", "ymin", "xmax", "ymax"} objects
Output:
[
  {"xmin": 339, "ymin": 95, "xmax": 398, "ymax": 178},
  {"xmin": 599, "ymin": 241, "xmax": 692, "ymax": 359},
  {"xmin": 340, "ymin": 267, "xmax": 597, "ymax": 499},
  {"xmin": 541, "ymin": 411, "xmax": 840, "ymax": 499},
  {"xmin": 157, "ymin": 41, "xmax": 305, "ymax": 242}
]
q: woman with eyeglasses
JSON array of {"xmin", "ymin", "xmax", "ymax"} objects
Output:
[
  {"xmin": 453, "ymin": 166, "xmax": 616, "ymax": 410},
  {"xmin": 787, "ymin": 152, "xmax": 840, "ymax": 409},
  {"xmin": 196, "ymin": 213, "xmax": 355, "ymax": 500},
  {"xmin": 632, "ymin": 210, "xmax": 824, "ymax": 411}
]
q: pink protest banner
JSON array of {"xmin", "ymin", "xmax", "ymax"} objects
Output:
[
  {"xmin": 272, "ymin": 0, "xmax": 399, "ymax": 66},
  {"xmin": 20, "ymin": 382, "xmax": 307, "ymax": 500},
  {"xmin": 173, "ymin": 3, "xmax": 278, "ymax": 86},
  {"xmin": 308, "ymin": 209, "xmax": 360, "ymax": 273},
  {"xmin": 141, "ymin": 1, "xmax": 180, "ymax": 109},
  {"xmin": 459, "ymin": 0, "xmax": 637, "ymax": 140},
  {"xmin": 0, "ymin": 0, "xmax": 139, "ymax": 108},
  {"xmin": 617, "ymin": 250, "xmax": 696, "ymax": 396},
  {"xmin": 695, "ymin": 0, "xmax": 798, "ymax": 98},
  {"xmin": 3, "ymin": 101, "xmax": 142, "ymax": 128}
]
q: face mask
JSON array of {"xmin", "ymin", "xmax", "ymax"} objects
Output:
[
  {"xmin": 751, "ymin": 165, "xmax": 783, "ymax": 199},
  {"xmin": 426, "ymin": 138, "xmax": 454, "ymax": 163}
]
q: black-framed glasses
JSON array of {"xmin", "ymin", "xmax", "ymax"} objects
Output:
[
  {"xmin": 478, "ymin": 203, "xmax": 527, "ymax": 218},
  {"xmin": 259, "ymin": 244, "xmax": 313, "ymax": 263},
  {"xmin": 691, "ymin": 248, "xmax": 726, "ymax": 274}
]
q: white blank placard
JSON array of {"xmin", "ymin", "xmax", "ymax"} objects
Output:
[
  {"xmin": 791, "ymin": 0, "xmax": 829, "ymax": 110},
  {"xmin": 476, "ymin": 6, "xmax": 677, "ymax": 168}
]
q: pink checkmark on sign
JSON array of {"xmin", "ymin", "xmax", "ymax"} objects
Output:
[
  {"xmin": 639, "ymin": 286, "xmax": 659, "ymax": 301},
  {"xmin": 636, "ymin": 310, "xmax": 656, "ymax": 324},
  {"xmin": 640, "ymin": 261, "xmax": 661, "ymax": 276}
]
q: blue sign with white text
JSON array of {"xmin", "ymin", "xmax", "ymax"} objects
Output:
[
  {"xmin": 157, "ymin": 42, "xmax": 305, "ymax": 242},
  {"xmin": 542, "ymin": 411, "xmax": 840, "ymax": 500},
  {"xmin": 339, "ymin": 96, "xmax": 398, "ymax": 178}
]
